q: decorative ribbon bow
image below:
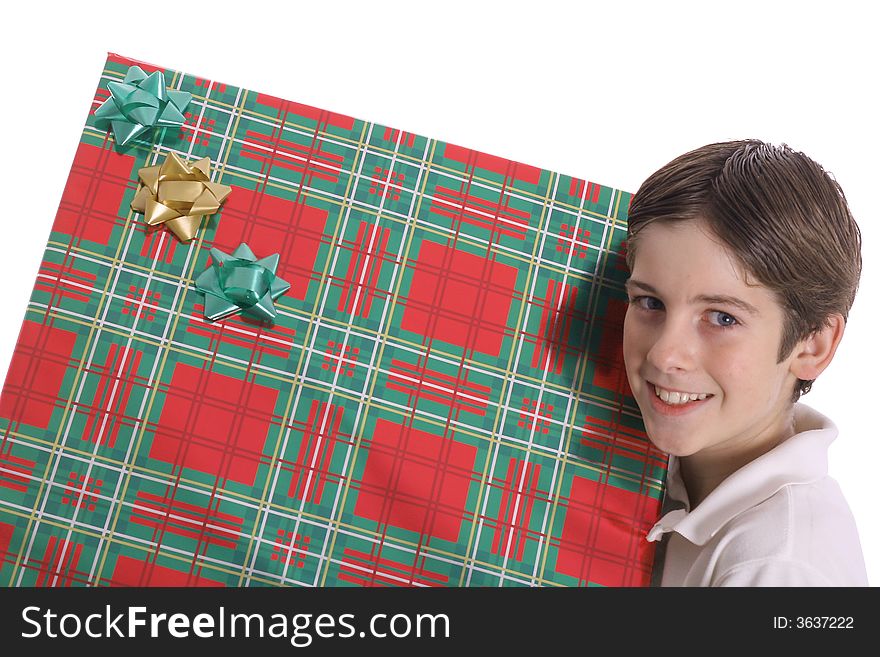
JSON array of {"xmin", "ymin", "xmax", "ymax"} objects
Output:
[
  {"xmin": 94, "ymin": 66, "xmax": 192, "ymax": 148},
  {"xmin": 130, "ymin": 152, "xmax": 232, "ymax": 242},
  {"xmin": 195, "ymin": 244, "xmax": 291, "ymax": 322}
]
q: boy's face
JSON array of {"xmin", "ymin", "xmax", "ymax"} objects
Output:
[{"xmin": 622, "ymin": 219, "xmax": 800, "ymax": 462}]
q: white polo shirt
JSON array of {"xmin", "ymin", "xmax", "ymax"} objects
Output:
[{"xmin": 646, "ymin": 403, "xmax": 868, "ymax": 586}]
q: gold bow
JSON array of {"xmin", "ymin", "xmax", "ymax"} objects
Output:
[{"xmin": 130, "ymin": 152, "xmax": 232, "ymax": 242}]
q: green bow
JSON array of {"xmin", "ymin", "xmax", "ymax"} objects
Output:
[
  {"xmin": 94, "ymin": 66, "xmax": 192, "ymax": 148},
  {"xmin": 195, "ymin": 244, "xmax": 291, "ymax": 322}
]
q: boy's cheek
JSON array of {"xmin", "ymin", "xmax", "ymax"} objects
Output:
[
  {"xmin": 622, "ymin": 318, "xmax": 652, "ymax": 364},
  {"xmin": 621, "ymin": 308, "xmax": 643, "ymax": 348},
  {"xmin": 621, "ymin": 329, "xmax": 641, "ymax": 371}
]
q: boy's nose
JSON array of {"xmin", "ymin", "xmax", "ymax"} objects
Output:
[{"xmin": 645, "ymin": 321, "xmax": 696, "ymax": 373}]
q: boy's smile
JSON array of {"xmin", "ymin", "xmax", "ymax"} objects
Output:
[{"xmin": 622, "ymin": 219, "xmax": 802, "ymax": 493}]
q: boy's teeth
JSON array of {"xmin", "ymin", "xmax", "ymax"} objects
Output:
[{"xmin": 653, "ymin": 385, "xmax": 708, "ymax": 405}]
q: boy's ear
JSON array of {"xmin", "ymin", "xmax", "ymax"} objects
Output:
[{"xmin": 789, "ymin": 314, "xmax": 846, "ymax": 381}]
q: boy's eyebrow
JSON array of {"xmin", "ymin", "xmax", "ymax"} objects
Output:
[{"xmin": 625, "ymin": 279, "xmax": 760, "ymax": 315}]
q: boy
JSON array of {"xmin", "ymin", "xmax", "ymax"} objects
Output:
[{"xmin": 622, "ymin": 139, "xmax": 868, "ymax": 586}]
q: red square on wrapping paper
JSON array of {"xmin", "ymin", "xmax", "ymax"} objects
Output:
[
  {"xmin": 0, "ymin": 522, "xmax": 13, "ymax": 558},
  {"xmin": 0, "ymin": 321, "xmax": 77, "ymax": 429},
  {"xmin": 111, "ymin": 555, "xmax": 224, "ymax": 587},
  {"xmin": 556, "ymin": 476, "xmax": 656, "ymax": 586},
  {"xmin": 212, "ymin": 187, "xmax": 327, "ymax": 300},
  {"xmin": 149, "ymin": 364, "xmax": 278, "ymax": 486},
  {"xmin": 402, "ymin": 241, "xmax": 517, "ymax": 357},
  {"xmin": 355, "ymin": 419, "xmax": 476, "ymax": 542},
  {"xmin": 53, "ymin": 143, "xmax": 135, "ymax": 245}
]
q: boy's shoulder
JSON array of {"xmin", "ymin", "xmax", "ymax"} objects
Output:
[
  {"xmin": 719, "ymin": 474, "xmax": 852, "ymax": 558},
  {"xmin": 709, "ymin": 475, "xmax": 867, "ymax": 585},
  {"xmin": 661, "ymin": 403, "xmax": 834, "ymax": 543},
  {"xmin": 654, "ymin": 404, "xmax": 869, "ymax": 585},
  {"xmin": 709, "ymin": 403, "xmax": 845, "ymax": 557}
]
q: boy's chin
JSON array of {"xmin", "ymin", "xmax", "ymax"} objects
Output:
[
  {"xmin": 648, "ymin": 441, "xmax": 694, "ymax": 458},
  {"xmin": 643, "ymin": 426, "xmax": 702, "ymax": 458},
  {"xmin": 655, "ymin": 444, "xmax": 700, "ymax": 459}
]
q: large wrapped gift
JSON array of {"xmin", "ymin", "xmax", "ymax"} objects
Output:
[{"xmin": 0, "ymin": 53, "xmax": 664, "ymax": 587}]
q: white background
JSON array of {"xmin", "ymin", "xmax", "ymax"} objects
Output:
[{"xmin": 0, "ymin": 0, "xmax": 876, "ymax": 585}]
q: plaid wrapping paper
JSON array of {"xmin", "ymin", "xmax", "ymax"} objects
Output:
[{"xmin": 0, "ymin": 53, "xmax": 665, "ymax": 587}]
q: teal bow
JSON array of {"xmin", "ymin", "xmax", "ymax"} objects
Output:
[
  {"xmin": 195, "ymin": 244, "xmax": 291, "ymax": 322},
  {"xmin": 94, "ymin": 66, "xmax": 192, "ymax": 148}
]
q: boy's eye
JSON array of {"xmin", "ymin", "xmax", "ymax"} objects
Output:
[
  {"xmin": 707, "ymin": 310, "xmax": 738, "ymax": 328},
  {"xmin": 630, "ymin": 295, "xmax": 664, "ymax": 311}
]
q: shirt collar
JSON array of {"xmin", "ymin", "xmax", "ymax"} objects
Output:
[{"xmin": 646, "ymin": 403, "xmax": 835, "ymax": 546}]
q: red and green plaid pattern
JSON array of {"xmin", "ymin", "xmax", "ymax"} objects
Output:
[{"xmin": 0, "ymin": 53, "xmax": 665, "ymax": 587}]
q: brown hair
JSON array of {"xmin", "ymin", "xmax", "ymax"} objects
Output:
[{"xmin": 625, "ymin": 139, "xmax": 861, "ymax": 400}]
